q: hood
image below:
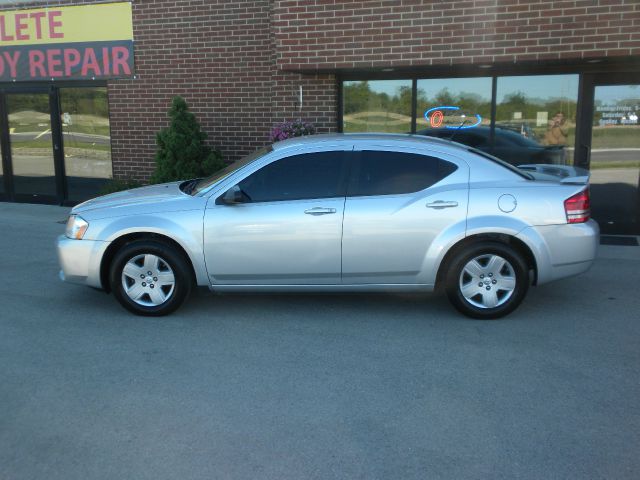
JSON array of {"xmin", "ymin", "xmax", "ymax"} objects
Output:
[{"xmin": 73, "ymin": 182, "xmax": 189, "ymax": 215}]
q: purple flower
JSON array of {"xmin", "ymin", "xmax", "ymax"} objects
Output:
[{"xmin": 270, "ymin": 120, "xmax": 316, "ymax": 142}]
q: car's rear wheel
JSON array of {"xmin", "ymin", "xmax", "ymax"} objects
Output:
[
  {"xmin": 110, "ymin": 240, "xmax": 192, "ymax": 316},
  {"xmin": 444, "ymin": 242, "xmax": 529, "ymax": 319}
]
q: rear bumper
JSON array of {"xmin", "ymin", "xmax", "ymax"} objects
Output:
[
  {"xmin": 518, "ymin": 219, "xmax": 599, "ymax": 285},
  {"xmin": 57, "ymin": 235, "xmax": 109, "ymax": 289}
]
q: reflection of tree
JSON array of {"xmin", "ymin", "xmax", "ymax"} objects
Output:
[
  {"xmin": 497, "ymin": 91, "xmax": 527, "ymax": 118},
  {"xmin": 433, "ymin": 88, "xmax": 455, "ymax": 106},
  {"xmin": 9, "ymin": 94, "xmax": 49, "ymax": 114},
  {"xmin": 396, "ymin": 85, "xmax": 412, "ymax": 115},
  {"xmin": 497, "ymin": 91, "xmax": 577, "ymax": 124},
  {"xmin": 344, "ymin": 81, "xmax": 579, "ymax": 133},
  {"xmin": 344, "ymin": 81, "xmax": 411, "ymax": 115},
  {"xmin": 417, "ymin": 88, "xmax": 491, "ymax": 121},
  {"xmin": 61, "ymin": 88, "xmax": 109, "ymax": 118}
]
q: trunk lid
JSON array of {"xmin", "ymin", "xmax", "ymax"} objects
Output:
[{"xmin": 518, "ymin": 164, "xmax": 590, "ymax": 184}]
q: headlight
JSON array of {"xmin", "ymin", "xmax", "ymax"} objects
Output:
[{"xmin": 65, "ymin": 215, "xmax": 89, "ymax": 240}]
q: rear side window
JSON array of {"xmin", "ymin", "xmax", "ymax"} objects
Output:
[
  {"xmin": 238, "ymin": 151, "xmax": 348, "ymax": 202},
  {"xmin": 349, "ymin": 151, "xmax": 458, "ymax": 196}
]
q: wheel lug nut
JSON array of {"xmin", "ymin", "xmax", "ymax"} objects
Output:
[
  {"xmin": 480, "ymin": 274, "xmax": 484, "ymax": 278},
  {"xmin": 153, "ymin": 277, "xmax": 157, "ymax": 281},
  {"xmin": 488, "ymin": 273, "xmax": 493, "ymax": 277},
  {"xmin": 492, "ymin": 279, "xmax": 497, "ymax": 284},
  {"xmin": 486, "ymin": 286, "xmax": 491, "ymax": 290},
  {"xmin": 150, "ymin": 284, "xmax": 154, "ymax": 288},
  {"xmin": 142, "ymin": 282, "xmax": 146, "ymax": 287},
  {"xmin": 147, "ymin": 271, "xmax": 152, "ymax": 275},
  {"xmin": 140, "ymin": 274, "xmax": 145, "ymax": 278},
  {"xmin": 478, "ymin": 282, "xmax": 483, "ymax": 287}
]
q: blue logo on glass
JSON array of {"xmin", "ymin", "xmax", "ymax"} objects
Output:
[{"xmin": 424, "ymin": 106, "xmax": 482, "ymax": 129}]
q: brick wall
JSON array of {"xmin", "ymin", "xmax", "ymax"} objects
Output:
[
  {"xmin": 273, "ymin": 0, "xmax": 640, "ymax": 70},
  {"xmin": 110, "ymin": 0, "xmax": 336, "ymax": 181}
]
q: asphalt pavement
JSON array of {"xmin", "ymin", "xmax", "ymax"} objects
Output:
[{"xmin": 1, "ymin": 202, "xmax": 639, "ymax": 480}]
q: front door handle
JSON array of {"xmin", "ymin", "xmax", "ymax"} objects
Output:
[
  {"xmin": 304, "ymin": 207, "xmax": 337, "ymax": 216},
  {"xmin": 426, "ymin": 200, "xmax": 458, "ymax": 209}
]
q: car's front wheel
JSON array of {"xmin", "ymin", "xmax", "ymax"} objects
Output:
[
  {"xmin": 444, "ymin": 242, "xmax": 529, "ymax": 319},
  {"xmin": 110, "ymin": 240, "xmax": 192, "ymax": 316}
]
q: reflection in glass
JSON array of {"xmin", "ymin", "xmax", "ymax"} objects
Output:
[
  {"xmin": 0, "ymin": 136, "xmax": 3, "ymax": 194},
  {"xmin": 8, "ymin": 93, "xmax": 56, "ymax": 197},
  {"xmin": 416, "ymin": 77, "xmax": 492, "ymax": 130},
  {"xmin": 589, "ymin": 84, "xmax": 640, "ymax": 233},
  {"xmin": 343, "ymin": 80, "xmax": 412, "ymax": 133},
  {"xmin": 60, "ymin": 87, "xmax": 112, "ymax": 202},
  {"xmin": 496, "ymin": 74, "xmax": 579, "ymax": 165}
]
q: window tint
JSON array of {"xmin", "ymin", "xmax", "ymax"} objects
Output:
[
  {"xmin": 238, "ymin": 151, "xmax": 348, "ymax": 202},
  {"xmin": 350, "ymin": 151, "xmax": 457, "ymax": 196}
]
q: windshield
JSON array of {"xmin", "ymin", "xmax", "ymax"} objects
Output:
[{"xmin": 191, "ymin": 145, "xmax": 273, "ymax": 195}]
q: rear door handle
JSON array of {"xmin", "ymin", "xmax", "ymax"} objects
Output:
[
  {"xmin": 304, "ymin": 207, "xmax": 336, "ymax": 215},
  {"xmin": 426, "ymin": 200, "xmax": 458, "ymax": 209}
]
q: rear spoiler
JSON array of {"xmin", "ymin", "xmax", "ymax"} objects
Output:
[{"xmin": 518, "ymin": 164, "xmax": 590, "ymax": 185}]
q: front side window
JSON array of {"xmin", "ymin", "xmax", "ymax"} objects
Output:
[
  {"xmin": 238, "ymin": 151, "xmax": 348, "ymax": 203},
  {"xmin": 349, "ymin": 151, "xmax": 457, "ymax": 196}
]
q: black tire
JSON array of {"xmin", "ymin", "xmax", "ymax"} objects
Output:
[
  {"xmin": 444, "ymin": 241, "xmax": 529, "ymax": 319},
  {"xmin": 109, "ymin": 240, "xmax": 192, "ymax": 316}
]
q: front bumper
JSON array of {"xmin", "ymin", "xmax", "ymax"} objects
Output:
[{"xmin": 57, "ymin": 235, "xmax": 110, "ymax": 289}]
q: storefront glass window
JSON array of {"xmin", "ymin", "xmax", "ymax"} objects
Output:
[
  {"xmin": 589, "ymin": 84, "xmax": 640, "ymax": 233},
  {"xmin": 60, "ymin": 87, "xmax": 112, "ymax": 202},
  {"xmin": 7, "ymin": 93, "xmax": 56, "ymax": 197},
  {"xmin": 495, "ymin": 74, "xmax": 579, "ymax": 165},
  {"xmin": 416, "ymin": 77, "xmax": 492, "ymax": 132},
  {"xmin": 343, "ymin": 80, "xmax": 412, "ymax": 133}
]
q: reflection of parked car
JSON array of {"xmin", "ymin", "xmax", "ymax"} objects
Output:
[
  {"xmin": 497, "ymin": 122, "xmax": 540, "ymax": 141},
  {"xmin": 58, "ymin": 134, "xmax": 597, "ymax": 319},
  {"xmin": 417, "ymin": 126, "xmax": 566, "ymax": 165}
]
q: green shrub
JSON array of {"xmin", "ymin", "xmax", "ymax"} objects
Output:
[
  {"xmin": 151, "ymin": 96, "xmax": 224, "ymax": 184},
  {"xmin": 99, "ymin": 178, "xmax": 142, "ymax": 195}
]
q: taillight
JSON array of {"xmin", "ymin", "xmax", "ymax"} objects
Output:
[{"xmin": 564, "ymin": 188, "xmax": 590, "ymax": 224}]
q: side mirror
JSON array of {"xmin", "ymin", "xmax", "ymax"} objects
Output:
[{"xmin": 221, "ymin": 185, "xmax": 244, "ymax": 204}]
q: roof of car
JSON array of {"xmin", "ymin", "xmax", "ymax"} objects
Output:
[{"xmin": 271, "ymin": 132, "xmax": 470, "ymax": 153}]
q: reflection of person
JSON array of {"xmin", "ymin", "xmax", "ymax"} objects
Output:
[{"xmin": 544, "ymin": 111, "xmax": 569, "ymax": 145}]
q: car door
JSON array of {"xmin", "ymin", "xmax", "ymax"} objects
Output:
[
  {"xmin": 203, "ymin": 149, "xmax": 350, "ymax": 285},
  {"xmin": 341, "ymin": 147, "xmax": 469, "ymax": 284}
]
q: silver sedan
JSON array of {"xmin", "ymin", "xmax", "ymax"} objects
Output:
[{"xmin": 58, "ymin": 134, "xmax": 599, "ymax": 319}]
